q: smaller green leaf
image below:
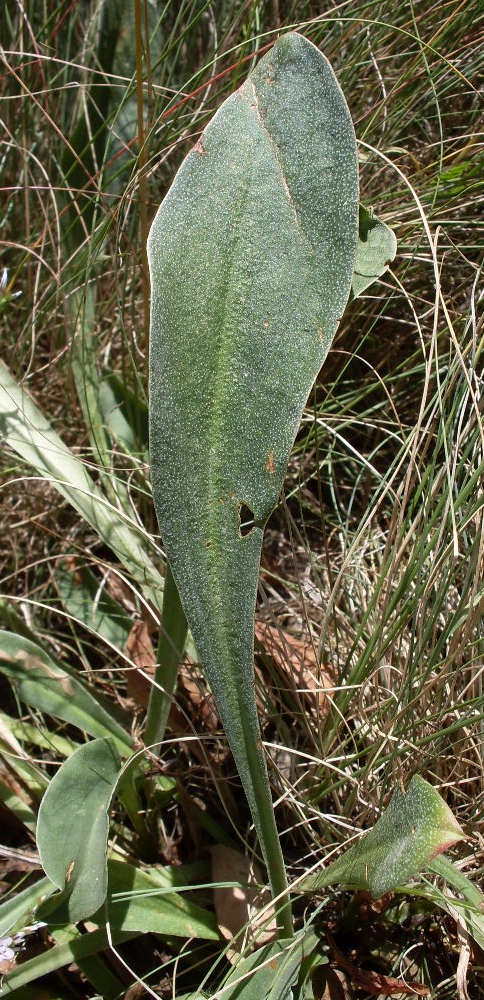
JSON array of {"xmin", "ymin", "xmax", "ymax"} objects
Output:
[
  {"xmin": 352, "ymin": 205, "xmax": 397, "ymax": 297},
  {"xmin": 0, "ymin": 631, "xmax": 132, "ymax": 753},
  {"xmin": 214, "ymin": 931, "xmax": 318, "ymax": 1000},
  {"xmin": 98, "ymin": 372, "xmax": 148, "ymax": 459},
  {"xmin": 0, "ymin": 926, "xmax": 136, "ymax": 996},
  {"xmin": 36, "ymin": 738, "xmax": 121, "ymax": 924},
  {"xmin": 0, "ymin": 709, "xmax": 79, "ymax": 759},
  {"xmin": 220, "ymin": 940, "xmax": 297, "ymax": 1000},
  {"xmin": 0, "ymin": 778, "xmax": 38, "ymax": 833},
  {"xmin": 267, "ymin": 930, "xmax": 319, "ymax": 1000},
  {"xmin": 54, "ymin": 559, "xmax": 133, "ymax": 651},
  {"xmin": 428, "ymin": 855, "xmax": 484, "ymax": 953},
  {"xmin": 0, "ymin": 876, "xmax": 53, "ymax": 938},
  {"xmin": 302, "ymin": 775, "xmax": 465, "ymax": 899},
  {"xmin": 96, "ymin": 859, "xmax": 220, "ymax": 940},
  {"xmin": 0, "ymin": 361, "xmax": 164, "ymax": 602}
]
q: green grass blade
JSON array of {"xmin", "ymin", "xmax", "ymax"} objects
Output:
[
  {"xmin": 144, "ymin": 561, "xmax": 189, "ymax": 750},
  {"xmin": 0, "ymin": 878, "xmax": 53, "ymax": 938}
]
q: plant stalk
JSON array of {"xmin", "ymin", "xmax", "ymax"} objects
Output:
[
  {"xmin": 134, "ymin": 0, "xmax": 150, "ymax": 349},
  {"xmin": 144, "ymin": 562, "xmax": 188, "ymax": 750},
  {"xmin": 244, "ymin": 737, "xmax": 294, "ymax": 938}
]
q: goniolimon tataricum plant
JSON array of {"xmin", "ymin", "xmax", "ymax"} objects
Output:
[
  {"xmin": 147, "ymin": 31, "xmax": 358, "ymax": 938},
  {"xmin": 21, "ymin": 32, "xmax": 473, "ymax": 973}
]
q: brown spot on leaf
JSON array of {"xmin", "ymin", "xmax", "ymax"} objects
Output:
[
  {"xmin": 265, "ymin": 451, "xmax": 275, "ymax": 474},
  {"xmin": 66, "ymin": 860, "xmax": 75, "ymax": 882},
  {"xmin": 64, "ymin": 554, "xmax": 84, "ymax": 585},
  {"xmin": 264, "ymin": 63, "xmax": 275, "ymax": 85},
  {"xmin": 194, "ymin": 134, "xmax": 206, "ymax": 156}
]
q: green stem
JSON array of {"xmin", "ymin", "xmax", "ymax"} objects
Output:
[
  {"xmin": 144, "ymin": 568, "xmax": 293, "ymax": 936},
  {"xmin": 246, "ymin": 739, "xmax": 294, "ymax": 938},
  {"xmin": 144, "ymin": 562, "xmax": 188, "ymax": 750},
  {"xmin": 134, "ymin": 0, "xmax": 150, "ymax": 348}
]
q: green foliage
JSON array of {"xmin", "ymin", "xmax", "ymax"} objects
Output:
[
  {"xmin": 0, "ymin": 632, "xmax": 131, "ymax": 752},
  {"xmin": 300, "ymin": 776, "xmax": 466, "ymax": 897},
  {"xmin": 148, "ymin": 31, "xmax": 358, "ymax": 934},
  {"xmin": 352, "ymin": 206, "xmax": 397, "ymax": 297},
  {"xmin": 36, "ymin": 738, "xmax": 121, "ymax": 923}
]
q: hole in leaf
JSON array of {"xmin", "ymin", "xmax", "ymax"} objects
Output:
[{"xmin": 238, "ymin": 502, "xmax": 255, "ymax": 537}]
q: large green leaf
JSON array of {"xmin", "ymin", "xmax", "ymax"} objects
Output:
[
  {"xmin": 148, "ymin": 31, "xmax": 358, "ymax": 926},
  {"xmin": 36, "ymin": 738, "xmax": 121, "ymax": 923},
  {"xmin": 301, "ymin": 775, "xmax": 465, "ymax": 898},
  {"xmin": 0, "ymin": 631, "xmax": 132, "ymax": 753}
]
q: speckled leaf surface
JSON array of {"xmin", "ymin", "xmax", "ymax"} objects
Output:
[
  {"xmin": 148, "ymin": 33, "xmax": 358, "ymax": 863},
  {"xmin": 302, "ymin": 775, "xmax": 465, "ymax": 899}
]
